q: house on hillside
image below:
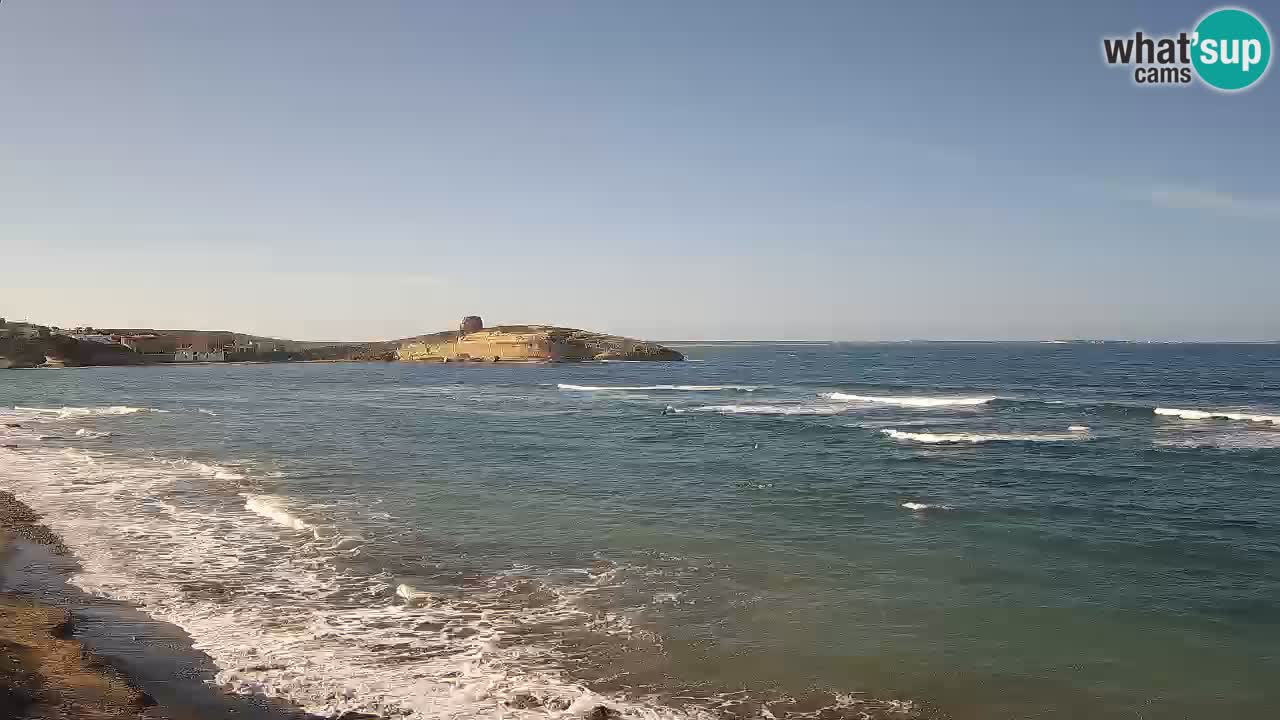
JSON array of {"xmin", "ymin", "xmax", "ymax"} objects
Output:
[
  {"xmin": 119, "ymin": 334, "xmax": 178, "ymax": 358},
  {"xmin": 174, "ymin": 334, "xmax": 233, "ymax": 362}
]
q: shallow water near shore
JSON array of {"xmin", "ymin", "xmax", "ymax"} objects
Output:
[{"xmin": 2, "ymin": 342, "xmax": 1279, "ymax": 719}]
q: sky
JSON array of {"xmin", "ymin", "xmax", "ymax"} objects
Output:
[{"xmin": 1, "ymin": 0, "xmax": 1277, "ymax": 341}]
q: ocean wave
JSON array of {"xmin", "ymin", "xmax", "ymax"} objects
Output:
[
  {"xmin": 675, "ymin": 404, "xmax": 842, "ymax": 416},
  {"xmin": 559, "ymin": 383, "xmax": 758, "ymax": 392},
  {"xmin": 881, "ymin": 428, "xmax": 1085, "ymax": 444},
  {"xmin": 14, "ymin": 405, "xmax": 163, "ymax": 418},
  {"xmin": 161, "ymin": 458, "xmax": 247, "ymax": 481},
  {"xmin": 191, "ymin": 462, "xmax": 246, "ymax": 481},
  {"xmin": 243, "ymin": 494, "xmax": 312, "ymax": 531},
  {"xmin": 1153, "ymin": 432, "xmax": 1280, "ymax": 450},
  {"xmin": 902, "ymin": 502, "xmax": 952, "ymax": 511},
  {"xmin": 821, "ymin": 393, "xmax": 994, "ymax": 408},
  {"xmin": 1155, "ymin": 407, "xmax": 1280, "ymax": 425},
  {"xmin": 74, "ymin": 428, "xmax": 112, "ymax": 439},
  {"xmin": 0, "ymin": 445, "xmax": 683, "ymax": 720},
  {"xmin": 394, "ymin": 583, "xmax": 436, "ymax": 607}
]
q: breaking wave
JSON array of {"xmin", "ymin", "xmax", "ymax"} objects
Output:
[
  {"xmin": 902, "ymin": 502, "xmax": 952, "ymax": 511},
  {"xmin": 881, "ymin": 429, "xmax": 1086, "ymax": 444},
  {"xmin": 675, "ymin": 404, "xmax": 842, "ymax": 416},
  {"xmin": 0, "ymin": 444, "xmax": 674, "ymax": 720},
  {"xmin": 821, "ymin": 393, "xmax": 994, "ymax": 408},
  {"xmin": 243, "ymin": 494, "xmax": 312, "ymax": 531},
  {"xmin": 1155, "ymin": 407, "xmax": 1280, "ymax": 425},
  {"xmin": 13, "ymin": 405, "xmax": 162, "ymax": 418},
  {"xmin": 161, "ymin": 458, "xmax": 247, "ymax": 481},
  {"xmin": 74, "ymin": 428, "xmax": 112, "ymax": 439},
  {"xmin": 559, "ymin": 384, "xmax": 758, "ymax": 392}
]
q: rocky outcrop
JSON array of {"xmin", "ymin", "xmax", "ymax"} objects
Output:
[
  {"xmin": 397, "ymin": 324, "xmax": 682, "ymax": 363},
  {"xmin": 0, "ymin": 337, "xmax": 148, "ymax": 369}
]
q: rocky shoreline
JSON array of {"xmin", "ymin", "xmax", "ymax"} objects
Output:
[
  {"xmin": 0, "ymin": 491, "xmax": 328, "ymax": 720},
  {"xmin": 0, "ymin": 491, "xmax": 632, "ymax": 720}
]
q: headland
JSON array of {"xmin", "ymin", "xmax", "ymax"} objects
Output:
[{"xmin": 0, "ymin": 315, "xmax": 682, "ymax": 369}]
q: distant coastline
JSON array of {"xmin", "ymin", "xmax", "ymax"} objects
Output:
[{"xmin": 0, "ymin": 314, "xmax": 682, "ymax": 369}]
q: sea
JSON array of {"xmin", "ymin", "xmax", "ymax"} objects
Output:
[{"xmin": 1, "ymin": 342, "xmax": 1278, "ymax": 720}]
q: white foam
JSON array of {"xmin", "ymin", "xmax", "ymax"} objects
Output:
[
  {"xmin": 902, "ymin": 502, "xmax": 952, "ymax": 511},
  {"xmin": 821, "ymin": 393, "xmax": 994, "ymax": 408},
  {"xmin": 0, "ymin": 445, "xmax": 690, "ymax": 720},
  {"xmin": 243, "ymin": 494, "xmax": 312, "ymax": 531},
  {"xmin": 558, "ymin": 384, "xmax": 757, "ymax": 392},
  {"xmin": 74, "ymin": 428, "xmax": 112, "ymax": 439},
  {"xmin": 1068, "ymin": 425, "xmax": 1090, "ymax": 432},
  {"xmin": 180, "ymin": 460, "xmax": 246, "ymax": 481},
  {"xmin": 395, "ymin": 583, "xmax": 436, "ymax": 606},
  {"xmin": 1155, "ymin": 407, "xmax": 1280, "ymax": 425},
  {"xmin": 14, "ymin": 405, "xmax": 160, "ymax": 418},
  {"xmin": 881, "ymin": 428, "xmax": 1084, "ymax": 444},
  {"xmin": 675, "ymin": 404, "xmax": 842, "ymax": 416}
]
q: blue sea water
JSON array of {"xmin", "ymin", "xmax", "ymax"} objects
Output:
[{"xmin": 2, "ymin": 343, "xmax": 1278, "ymax": 720}]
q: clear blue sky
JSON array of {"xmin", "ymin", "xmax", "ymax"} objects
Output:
[{"xmin": 2, "ymin": 1, "xmax": 1276, "ymax": 341}]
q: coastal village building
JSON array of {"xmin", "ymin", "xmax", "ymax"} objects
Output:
[
  {"xmin": 0, "ymin": 321, "xmax": 46, "ymax": 339},
  {"xmin": 174, "ymin": 333, "xmax": 233, "ymax": 362},
  {"xmin": 119, "ymin": 334, "xmax": 178, "ymax": 357}
]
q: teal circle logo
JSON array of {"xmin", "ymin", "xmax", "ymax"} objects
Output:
[{"xmin": 1192, "ymin": 8, "xmax": 1271, "ymax": 91}]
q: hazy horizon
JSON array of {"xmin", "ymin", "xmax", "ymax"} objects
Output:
[{"xmin": 3, "ymin": 1, "xmax": 1277, "ymax": 342}]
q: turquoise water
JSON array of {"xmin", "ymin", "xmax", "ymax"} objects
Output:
[{"xmin": 2, "ymin": 343, "xmax": 1278, "ymax": 719}]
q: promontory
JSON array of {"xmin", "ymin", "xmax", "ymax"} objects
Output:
[
  {"xmin": 0, "ymin": 315, "xmax": 682, "ymax": 367},
  {"xmin": 397, "ymin": 316, "xmax": 683, "ymax": 362}
]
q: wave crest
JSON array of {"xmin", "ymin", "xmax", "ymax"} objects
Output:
[
  {"xmin": 902, "ymin": 502, "xmax": 952, "ymax": 511},
  {"xmin": 74, "ymin": 428, "xmax": 112, "ymax": 439},
  {"xmin": 821, "ymin": 393, "xmax": 994, "ymax": 408},
  {"xmin": 676, "ymin": 404, "xmax": 841, "ymax": 416},
  {"xmin": 243, "ymin": 494, "xmax": 312, "ymax": 531},
  {"xmin": 1155, "ymin": 407, "xmax": 1280, "ymax": 425},
  {"xmin": 559, "ymin": 383, "xmax": 757, "ymax": 392},
  {"xmin": 881, "ymin": 428, "xmax": 1084, "ymax": 444},
  {"xmin": 14, "ymin": 405, "xmax": 161, "ymax": 418}
]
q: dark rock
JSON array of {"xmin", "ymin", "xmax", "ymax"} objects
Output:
[
  {"xmin": 3, "ymin": 423, "xmax": 21, "ymax": 428},
  {"xmin": 588, "ymin": 705, "xmax": 622, "ymax": 720},
  {"xmin": 505, "ymin": 693, "xmax": 542, "ymax": 709}
]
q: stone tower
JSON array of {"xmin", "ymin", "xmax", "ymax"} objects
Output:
[{"xmin": 459, "ymin": 315, "xmax": 483, "ymax": 335}]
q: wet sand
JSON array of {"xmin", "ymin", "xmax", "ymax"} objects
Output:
[{"xmin": 0, "ymin": 490, "xmax": 322, "ymax": 720}]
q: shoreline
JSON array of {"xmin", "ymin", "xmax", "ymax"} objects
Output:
[{"xmin": 0, "ymin": 490, "xmax": 325, "ymax": 720}]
